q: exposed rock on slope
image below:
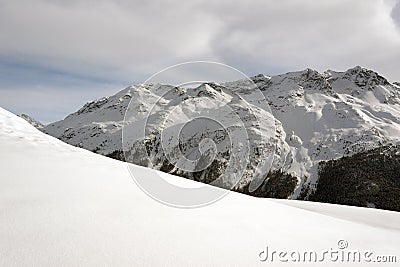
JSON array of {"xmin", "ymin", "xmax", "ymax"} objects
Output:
[
  {"xmin": 43, "ymin": 66, "xmax": 400, "ymax": 200},
  {"xmin": 18, "ymin": 114, "xmax": 44, "ymax": 129}
]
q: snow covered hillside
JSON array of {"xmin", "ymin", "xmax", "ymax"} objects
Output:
[
  {"xmin": 1, "ymin": 107, "xmax": 400, "ymax": 266},
  {"xmin": 43, "ymin": 66, "xmax": 400, "ymax": 199}
]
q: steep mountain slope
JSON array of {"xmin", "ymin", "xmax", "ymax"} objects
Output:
[
  {"xmin": 307, "ymin": 145, "xmax": 400, "ymax": 211},
  {"xmin": 43, "ymin": 66, "xmax": 400, "ymax": 199},
  {"xmin": 18, "ymin": 113, "xmax": 44, "ymax": 129},
  {"xmin": 1, "ymin": 106, "xmax": 400, "ymax": 266},
  {"xmin": 43, "ymin": 83, "xmax": 284, "ymax": 191},
  {"xmin": 252, "ymin": 67, "xmax": 400, "ymax": 197}
]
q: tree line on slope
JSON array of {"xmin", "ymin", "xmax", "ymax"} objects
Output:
[{"xmin": 307, "ymin": 145, "xmax": 400, "ymax": 212}]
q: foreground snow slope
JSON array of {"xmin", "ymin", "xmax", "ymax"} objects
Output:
[{"xmin": 1, "ymin": 107, "xmax": 400, "ymax": 267}]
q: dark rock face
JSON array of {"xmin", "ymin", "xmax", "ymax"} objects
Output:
[
  {"xmin": 343, "ymin": 66, "xmax": 390, "ymax": 89},
  {"xmin": 238, "ymin": 170, "xmax": 298, "ymax": 199}
]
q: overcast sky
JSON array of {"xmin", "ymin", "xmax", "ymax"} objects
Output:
[{"xmin": 1, "ymin": 0, "xmax": 400, "ymax": 123}]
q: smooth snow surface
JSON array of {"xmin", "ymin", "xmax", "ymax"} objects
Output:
[{"xmin": 1, "ymin": 107, "xmax": 400, "ymax": 266}]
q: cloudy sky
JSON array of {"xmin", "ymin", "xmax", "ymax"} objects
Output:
[{"xmin": 1, "ymin": 0, "xmax": 400, "ymax": 123}]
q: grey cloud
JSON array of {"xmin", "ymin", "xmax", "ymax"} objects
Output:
[
  {"xmin": 1, "ymin": 0, "xmax": 400, "ymax": 122},
  {"xmin": 392, "ymin": 0, "xmax": 400, "ymax": 28},
  {"xmin": 0, "ymin": 0, "xmax": 220, "ymax": 81},
  {"xmin": 205, "ymin": 0, "xmax": 400, "ymax": 77},
  {"xmin": 1, "ymin": 0, "xmax": 399, "ymax": 80}
]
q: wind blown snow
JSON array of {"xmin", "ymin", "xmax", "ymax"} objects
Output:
[{"xmin": 0, "ymin": 107, "xmax": 400, "ymax": 266}]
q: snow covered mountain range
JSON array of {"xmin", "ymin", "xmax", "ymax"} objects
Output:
[
  {"xmin": 42, "ymin": 66, "xmax": 400, "ymax": 201},
  {"xmin": 2, "ymin": 106, "xmax": 400, "ymax": 266}
]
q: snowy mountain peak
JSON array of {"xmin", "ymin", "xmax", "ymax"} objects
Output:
[
  {"xmin": 43, "ymin": 67, "xmax": 400, "ymax": 198},
  {"xmin": 329, "ymin": 66, "xmax": 391, "ymax": 90}
]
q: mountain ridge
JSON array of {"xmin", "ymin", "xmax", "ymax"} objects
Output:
[
  {"xmin": 18, "ymin": 114, "xmax": 44, "ymax": 129},
  {"xmin": 42, "ymin": 66, "xmax": 400, "ymax": 204}
]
